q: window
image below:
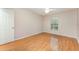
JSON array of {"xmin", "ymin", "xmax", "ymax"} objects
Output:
[{"xmin": 51, "ymin": 17, "xmax": 58, "ymax": 31}]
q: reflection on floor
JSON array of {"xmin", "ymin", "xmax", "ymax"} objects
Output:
[{"xmin": 0, "ymin": 32, "xmax": 79, "ymax": 51}]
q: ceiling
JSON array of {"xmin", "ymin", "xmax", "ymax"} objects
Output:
[{"xmin": 28, "ymin": 8, "xmax": 74, "ymax": 16}]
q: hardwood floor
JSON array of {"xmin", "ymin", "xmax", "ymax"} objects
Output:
[{"xmin": 0, "ymin": 33, "xmax": 79, "ymax": 51}]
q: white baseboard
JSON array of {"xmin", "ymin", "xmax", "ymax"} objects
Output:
[
  {"xmin": 46, "ymin": 32, "xmax": 79, "ymax": 43},
  {"xmin": 0, "ymin": 39, "xmax": 15, "ymax": 45},
  {"xmin": 57, "ymin": 34, "xmax": 77, "ymax": 39},
  {"xmin": 0, "ymin": 32, "xmax": 43, "ymax": 45},
  {"xmin": 45, "ymin": 32, "xmax": 77, "ymax": 38},
  {"xmin": 15, "ymin": 32, "xmax": 42, "ymax": 40}
]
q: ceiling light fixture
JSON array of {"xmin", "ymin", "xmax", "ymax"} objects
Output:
[
  {"xmin": 45, "ymin": 8, "xmax": 53, "ymax": 14},
  {"xmin": 45, "ymin": 8, "xmax": 50, "ymax": 14}
]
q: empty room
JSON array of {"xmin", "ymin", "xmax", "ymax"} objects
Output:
[{"xmin": 0, "ymin": 8, "xmax": 79, "ymax": 51}]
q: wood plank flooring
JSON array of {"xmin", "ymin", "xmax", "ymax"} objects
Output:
[{"xmin": 0, "ymin": 33, "xmax": 79, "ymax": 51}]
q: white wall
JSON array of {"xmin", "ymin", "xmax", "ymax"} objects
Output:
[
  {"xmin": 43, "ymin": 9, "xmax": 77, "ymax": 38},
  {"xmin": 43, "ymin": 15, "xmax": 52, "ymax": 33},
  {"xmin": 14, "ymin": 9, "xmax": 43, "ymax": 39}
]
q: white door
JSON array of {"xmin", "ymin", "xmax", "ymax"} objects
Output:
[
  {"xmin": 78, "ymin": 9, "xmax": 79, "ymax": 40},
  {"xmin": 0, "ymin": 9, "xmax": 14, "ymax": 45}
]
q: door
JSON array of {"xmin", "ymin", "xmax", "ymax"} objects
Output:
[
  {"xmin": 0, "ymin": 8, "xmax": 14, "ymax": 45},
  {"xmin": 78, "ymin": 9, "xmax": 79, "ymax": 40}
]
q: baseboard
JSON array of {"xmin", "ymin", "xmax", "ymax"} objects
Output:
[
  {"xmin": 0, "ymin": 39, "xmax": 15, "ymax": 46},
  {"xmin": 44, "ymin": 32, "xmax": 77, "ymax": 39},
  {"xmin": 15, "ymin": 32, "xmax": 43, "ymax": 40},
  {"xmin": 0, "ymin": 32, "xmax": 78, "ymax": 46},
  {"xmin": 44, "ymin": 32, "xmax": 79, "ymax": 44},
  {"xmin": 56, "ymin": 34, "xmax": 77, "ymax": 39},
  {"xmin": 0, "ymin": 32, "xmax": 43, "ymax": 46}
]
